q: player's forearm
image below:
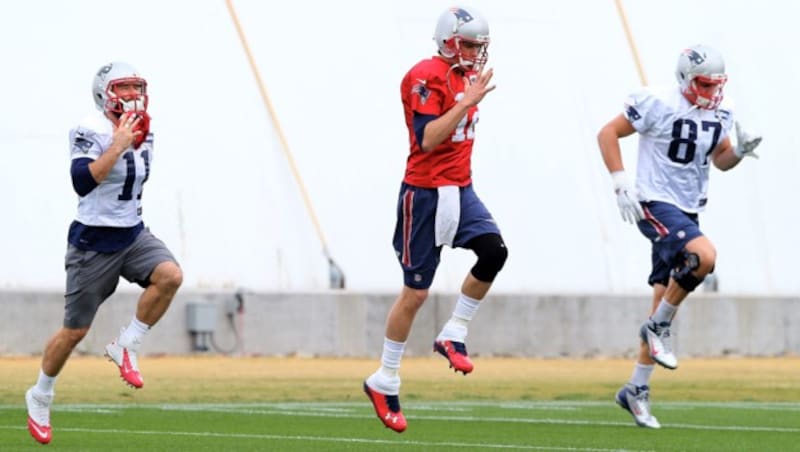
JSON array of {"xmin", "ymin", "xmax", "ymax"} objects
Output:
[
  {"xmin": 88, "ymin": 144, "xmax": 126, "ymax": 183},
  {"xmin": 712, "ymin": 142, "xmax": 741, "ymax": 171},
  {"xmin": 420, "ymin": 103, "xmax": 470, "ymax": 151}
]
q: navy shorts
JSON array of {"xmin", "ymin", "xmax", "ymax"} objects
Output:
[
  {"xmin": 392, "ymin": 183, "xmax": 501, "ymax": 289},
  {"xmin": 637, "ymin": 201, "xmax": 703, "ymax": 286}
]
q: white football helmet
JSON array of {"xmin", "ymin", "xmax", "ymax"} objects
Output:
[
  {"xmin": 92, "ymin": 61, "xmax": 148, "ymax": 115},
  {"xmin": 675, "ymin": 45, "xmax": 727, "ymax": 110},
  {"xmin": 433, "ymin": 6, "xmax": 490, "ymax": 72}
]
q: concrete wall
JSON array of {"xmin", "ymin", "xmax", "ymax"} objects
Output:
[{"xmin": 3, "ymin": 290, "xmax": 798, "ymax": 358}]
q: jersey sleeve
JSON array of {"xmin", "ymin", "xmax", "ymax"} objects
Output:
[
  {"xmin": 622, "ymin": 88, "xmax": 662, "ymax": 133},
  {"xmin": 715, "ymin": 98, "xmax": 736, "ymax": 141},
  {"xmin": 69, "ymin": 126, "xmax": 103, "ymax": 161},
  {"xmin": 405, "ymin": 65, "xmax": 448, "ymax": 117}
]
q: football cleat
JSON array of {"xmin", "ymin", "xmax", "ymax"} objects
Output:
[
  {"xmin": 363, "ymin": 381, "xmax": 407, "ymax": 433},
  {"xmin": 615, "ymin": 383, "xmax": 661, "ymax": 429},
  {"xmin": 105, "ymin": 331, "xmax": 143, "ymax": 389},
  {"xmin": 25, "ymin": 387, "xmax": 53, "ymax": 444},
  {"xmin": 640, "ymin": 320, "xmax": 678, "ymax": 369},
  {"xmin": 433, "ymin": 340, "xmax": 474, "ymax": 374}
]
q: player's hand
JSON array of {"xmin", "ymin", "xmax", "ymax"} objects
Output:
[
  {"xmin": 733, "ymin": 121, "xmax": 762, "ymax": 159},
  {"xmin": 611, "ymin": 171, "xmax": 644, "ymax": 224},
  {"xmin": 459, "ymin": 68, "xmax": 496, "ymax": 108},
  {"xmin": 112, "ymin": 112, "xmax": 143, "ymax": 151}
]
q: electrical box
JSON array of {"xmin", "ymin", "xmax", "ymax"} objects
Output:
[{"xmin": 186, "ymin": 302, "xmax": 217, "ymax": 333}]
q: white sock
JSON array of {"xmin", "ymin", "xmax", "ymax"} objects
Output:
[
  {"xmin": 34, "ymin": 369, "xmax": 56, "ymax": 395},
  {"xmin": 651, "ymin": 299, "xmax": 678, "ymax": 324},
  {"xmin": 366, "ymin": 338, "xmax": 404, "ymax": 395},
  {"xmin": 452, "ymin": 293, "xmax": 481, "ymax": 322},
  {"xmin": 119, "ymin": 316, "xmax": 150, "ymax": 348},
  {"xmin": 437, "ymin": 293, "xmax": 480, "ymax": 342},
  {"xmin": 380, "ymin": 338, "xmax": 405, "ymax": 378},
  {"xmin": 630, "ymin": 362, "xmax": 655, "ymax": 388}
]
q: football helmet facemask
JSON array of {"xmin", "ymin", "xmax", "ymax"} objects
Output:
[
  {"xmin": 675, "ymin": 45, "xmax": 727, "ymax": 110},
  {"xmin": 433, "ymin": 6, "xmax": 490, "ymax": 72}
]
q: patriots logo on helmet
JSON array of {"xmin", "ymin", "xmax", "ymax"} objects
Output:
[
  {"xmin": 451, "ymin": 8, "xmax": 474, "ymax": 25},
  {"xmin": 685, "ymin": 49, "xmax": 705, "ymax": 65},
  {"xmin": 412, "ymin": 80, "xmax": 430, "ymax": 105},
  {"xmin": 96, "ymin": 64, "xmax": 113, "ymax": 80},
  {"xmin": 625, "ymin": 104, "xmax": 641, "ymax": 121}
]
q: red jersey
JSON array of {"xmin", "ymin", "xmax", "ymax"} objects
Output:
[{"xmin": 401, "ymin": 57, "xmax": 479, "ymax": 188}]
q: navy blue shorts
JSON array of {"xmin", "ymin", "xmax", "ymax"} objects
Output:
[
  {"xmin": 637, "ymin": 201, "xmax": 703, "ymax": 286},
  {"xmin": 392, "ymin": 183, "xmax": 501, "ymax": 289}
]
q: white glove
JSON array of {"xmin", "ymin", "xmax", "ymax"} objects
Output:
[
  {"xmin": 611, "ymin": 171, "xmax": 644, "ymax": 224},
  {"xmin": 733, "ymin": 121, "xmax": 762, "ymax": 159}
]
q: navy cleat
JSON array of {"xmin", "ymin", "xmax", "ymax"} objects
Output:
[{"xmin": 616, "ymin": 383, "xmax": 661, "ymax": 429}]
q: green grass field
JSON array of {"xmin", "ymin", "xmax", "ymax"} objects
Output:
[
  {"xmin": 3, "ymin": 401, "xmax": 799, "ymax": 451},
  {"xmin": 2, "ymin": 356, "xmax": 799, "ymax": 451}
]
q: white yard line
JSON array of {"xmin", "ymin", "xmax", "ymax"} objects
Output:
[
  {"xmin": 3, "ymin": 400, "xmax": 800, "ymax": 435},
  {"xmin": 4, "ymin": 400, "xmax": 797, "ymax": 410},
  {"xmin": 0, "ymin": 425, "xmax": 644, "ymax": 451}
]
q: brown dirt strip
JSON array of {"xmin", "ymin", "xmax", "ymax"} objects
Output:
[{"xmin": 2, "ymin": 356, "xmax": 798, "ymax": 404}]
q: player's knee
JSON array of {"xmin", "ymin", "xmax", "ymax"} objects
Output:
[
  {"xmin": 155, "ymin": 262, "xmax": 183, "ymax": 292},
  {"xmin": 671, "ymin": 248, "xmax": 715, "ymax": 292},
  {"xmin": 694, "ymin": 247, "xmax": 717, "ymax": 276},
  {"xmin": 469, "ymin": 234, "xmax": 508, "ymax": 283},
  {"xmin": 61, "ymin": 327, "xmax": 90, "ymax": 347},
  {"xmin": 401, "ymin": 287, "xmax": 429, "ymax": 310}
]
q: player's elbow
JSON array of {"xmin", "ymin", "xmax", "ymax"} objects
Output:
[
  {"xmin": 712, "ymin": 155, "xmax": 736, "ymax": 171},
  {"xmin": 419, "ymin": 127, "xmax": 439, "ymax": 152},
  {"xmin": 71, "ymin": 158, "xmax": 99, "ymax": 196},
  {"xmin": 420, "ymin": 140, "xmax": 436, "ymax": 152},
  {"xmin": 598, "ymin": 115, "xmax": 636, "ymax": 145},
  {"xmin": 597, "ymin": 124, "xmax": 616, "ymax": 146},
  {"xmin": 712, "ymin": 144, "xmax": 738, "ymax": 171},
  {"xmin": 597, "ymin": 126, "xmax": 618, "ymax": 155}
]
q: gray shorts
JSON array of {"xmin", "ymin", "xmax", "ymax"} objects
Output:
[{"xmin": 63, "ymin": 228, "xmax": 178, "ymax": 329}]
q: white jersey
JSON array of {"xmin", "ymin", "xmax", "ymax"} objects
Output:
[
  {"xmin": 69, "ymin": 110, "xmax": 153, "ymax": 227},
  {"xmin": 624, "ymin": 86, "xmax": 734, "ymax": 213}
]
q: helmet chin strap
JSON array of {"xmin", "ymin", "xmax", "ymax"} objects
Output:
[
  {"xmin": 445, "ymin": 63, "xmax": 472, "ymax": 95},
  {"xmin": 445, "ymin": 61, "xmax": 481, "ymax": 95}
]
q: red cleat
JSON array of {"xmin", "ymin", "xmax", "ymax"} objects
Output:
[
  {"xmin": 105, "ymin": 339, "xmax": 144, "ymax": 389},
  {"xmin": 434, "ymin": 340, "xmax": 474, "ymax": 374},
  {"xmin": 363, "ymin": 381, "xmax": 407, "ymax": 433},
  {"xmin": 27, "ymin": 417, "xmax": 52, "ymax": 445}
]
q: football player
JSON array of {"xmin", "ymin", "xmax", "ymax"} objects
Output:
[
  {"xmin": 598, "ymin": 44, "xmax": 762, "ymax": 428},
  {"xmin": 363, "ymin": 6, "xmax": 508, "ymax": 433},
  {"xmin": 25, "ymin": 62, "xmax": 183, "ymax": 444}
]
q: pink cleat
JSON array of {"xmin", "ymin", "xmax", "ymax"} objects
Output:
[
  {"xmin": 105, "ymin": 332, "xmax": 144, "ymax": 389},
  {"xmin": 26, "ymin": 387, "xmax": 53, "ymax": 444}
]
